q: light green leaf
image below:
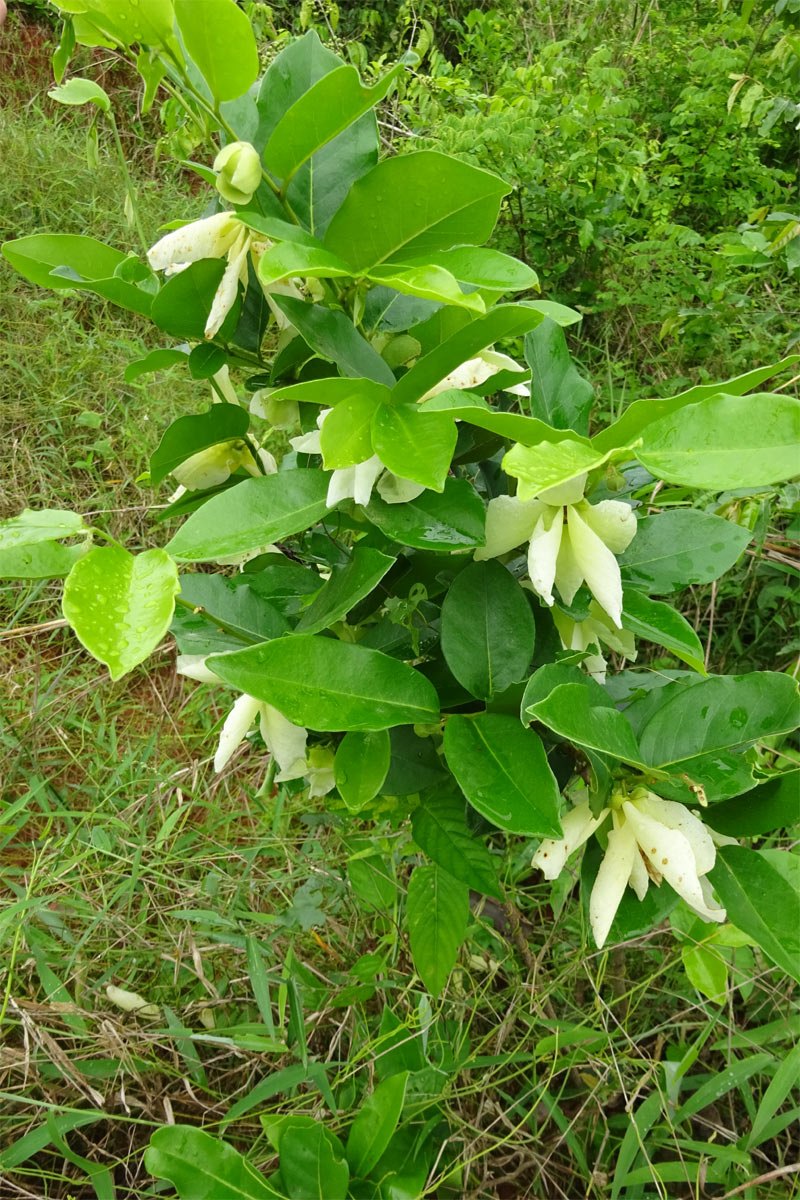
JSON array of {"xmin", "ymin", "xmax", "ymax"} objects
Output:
[
  {"xmin": 364, "ymin": 478, "xmax": 485, "ymax": 551},
  {"xmin": 0, "ymin": 508, "xmax": 85, "ymax": 550},
  {"xmin": 266, "ymin": 377, "xmax": 391, "ymax": 409},
  {"xmin": 367, "ymin": 262, "xmax": 485, "ymax": 312},
  {"xmin": 324, "ymin": 150, "xmax": 509, "ymax": 271},
  {"xmin": 440, "ymin": 561, "xmax": 534, "ymax": 700},
  {"xmin": 150, "ymin": 405, "xmax": 250, "ymax": 486},
  {"xmin": 420, "ymin": 390, "xmax": 578, "ymax": 447},
  {"xmin": 208, "ymin": 636, "xmax": 439, "ymax": 731},
  {"xmin": 412, "ymin": 794, "xmax": 501, "ymax": 899},
  {"xmin": 621, "ymin": 589, "xmax": 705, "ymax": 673},
  {"xmin": 174, "ymin": 0, "xmax": 259, "ymax": 102},
  {"xmin": 636, "ymin": 393, "xmax": 800, "ymax": 488},
  {"xmin": 48, "ymin": 77, "xmax": 111, "ymax": 112},
  {"xmin": 164, "ymin": 471, "xmax": 330, "ymax": 562},
  {"xmin": 58, "ymin": 0, "xmax": 175, "ymax": 48},
  {"xmin": 347, "ymin": 853, "xmax": 396, "ymax": 909},
  {"xmin": 443, "ymin": 713, "xmax": 562, "ymax": 836},
  {"xmin": 334, "ymin": 730, "xmax": 391, "ymax": 811},
  {"xmin": 371, "ymin": 404, "xmax": 457, "ymax": 491},
  {"xmin": 145, "ymin": 1125, "xmax": 284, "ymax": 1199},
  {"xmin": 681, "ymin": 944, "xmax": 728, "ymax": 1003},
  {"xmin": 747, "ymin": 1042, "xmax": 800, "ymax": 1148},
  {"xmin": 503, "ymin": 438, "xmax": 631, "ymax": 500},
  {"xmin": 406, "ymin": 864, "xmax": 469, "ymax": 996},
  {"xmin": 2, "ymin": 234, "xmax": 153, "ymax": 316},
  {"xmin": 295, "ymin": 546, "xmax": 395, "ymax": 634},
  {"xmin": 62, "ymin": 545, "xmax": 180, "ymax": 681},
  {"xmin": 618, "ymin": 510, "xmax": 751, "ymax": 594},
  {"xmin": 0, "ymin": 540, "xmax": 88, "ymax": 580},
  {"xmin": 346, "ymin": 1072, "xmax": 409, "ymax": 1179},
  {"xmin": 405, "ymin": 245, "xmax": 538, "ymax": 293},
  {"xmin": 256, "ymin": 240, "xmax": 352, "ymax": 288},
  {"xmin": 709, "ymin": 846, "xmax": 800, "ymax": 983},
  {"xmin": 319, "ymin": 392, "xmax": 381, "ymax": 467},
  {"xmin": 673, "ymin": 1052, "xmax": 775, "ymax": 1124}
]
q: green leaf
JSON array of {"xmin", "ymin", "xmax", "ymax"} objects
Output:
[
  {"xmin": 151, "ymin": 258, "xmax": 239, "ymax": 340},
  {"xmin": 178, "ymin": 573, "xmax": 289, "ymax": 643},
  {"xmin": 503, "ymin": 438, "xmax": 628, "ymax": 501},
  {"xmin": 522, "ymin": 663, "xmax": 644, "ymax": 767},
  {"xmin": 145, "ymin": 1125, "xmax": 284, "ymax": 1199},
  {"xmin": 681, "ymin": 944, "xmax": 728, "ymax": 1003},
  {"xmin": 346, "ymin": 1072, "xmax": 409, "ymax": 1179},
  {"xmin": 440, "ymin": 561, "xmax": 534, "ymax": 700},
  {"xmin": 334, "ymin": 730, "xmax": 391, "ymax": 811},
  {"xmin": 525, "ymin": 318, "xmax": 594, "ymax": 436},
  {"xmin": 164, "ymin": 470, "xmax": 330, "ymax": 562},
  {"xmin": 324, "ymin": 151, "xmax": 509, "ymax": 271},
  {"xmin": 150, "ymin": 405, "xmax": 250, "ymax": 486},
  {"xmin": 371, "ymin": 405, "xmax": 457, "ymax": 491},
  {"xmin": 267, "ymin": 377, "xmax": 390, "ymax": 410},
  {"xmin": 295, "ymin": 546, "xmax": 395, "ymax": 634},
  {"xmin": 708, "ymin": 771, "xmax": 800, "ymax": 837},
  {"xmin": 673, "ymin": 1051, "xmax": 775, "ymax": 1125},
  {"xmin": 406, "ymin": 245, "xmax": 538, "ymax": 293},
  {"xmin": 208, "ymin": 636, "xmax": 439, "ymax": 731},
  {"xmin": 62, "ymin": 0, "xmax": 175, "ymax": 48},
  {"xmin": 636, "ymin": 394, "xmax": 800, "ymax": 488},
  {"xmin": 270, "ymin": 295, "xmax": 396, "ymax": 386},
  {"xmin": 264, "ymin": 57, "xmax": 411, "ymax": 183},
  {"xmin": 747, "ymin": 1041, "xmax": 800, "ymax": 1148},
  {"xmin": 124, "ymin": 347, "xmax": 189, "ymax": 383},
  {"xmin": 62, "ymin": 545, "xmax": 180, "ymax": 681},
  {"xmin": 320, "ymin": 391, "xmax": 381, "ymax": 468},
  {"xmin": 257, "ymin": 240, "xmax": 353, "ymax": 288},
  {"xmin": 594, "ymin": 355, "xmax": 800, "ymax": 452},
  {"xmin": 0, "ymin": 540, "xmax": 87, "ymax": 580},
  {"xmin": 621, "ymin": 590, "xmax": 705, "ymax": 673},
  {"xmin": 382, "ymin": 727, "xmax": 447, "ymax": 796},
  {"xmin": 48, "ymin": 76, "xmax": 111, "ymax": 112},
  {"xmin": 174, "ymin": 0, "xmax": 259, "ymax": 102},
  {"xmin": 420, "ymin": 390, "xmax": 577, "ymax": 447},
  {"xmin": 406, "ymin": 864, "xmax": 469, "ymax": 996},
  {"xmin": 655, "ymin": 748, "xmax": 757, "ymax": 805},
  {"xmin": 392, "ymin": 304, "xmax": 545, "ymax": 404},
  {"xmin": 0, "ymin": 508, "xmax": 84, "ymax": 550},
  {"xmin": 280, "ymin": 1124, "xmax": 349, "ymax": 1200},
  {"xmin": 347, "ymin": 853, "xmax": 396, "ymax": 909},
  {"xmin": 443, "ymin": 713, "xmax": 562, "ymax": 836},
  {"xmin": 367, "ymin": 262, "xmax": 485, "ymax": 312},
  {"xmin": 617, "ymin": 510, "xmax": 751, "ymax": 593},
  {"xmin": 364, "ymin": 478, "xmax": 485, "ymax": 551},
  {"xmin": 708, "ymin": 846, "xmax": 800, "ymax": 983},
  {"xmin": 412, "ymin": 794, "xmax": 501, "ymax": 899},
  {"xmin": 635, "ymin": 672, "xmax": 800, "ymax": 768},
  {"xmin": 2, "ymin": 234, "xmax": 153, "ymax": 317},
  {"xmin": 609, "ymin": 1092, "xmax": 663, "ymax": 1200}
]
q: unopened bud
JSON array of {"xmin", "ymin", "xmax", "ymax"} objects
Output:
[{"xmin": 213, "ymin": 141, "xmax": 262, "ymax": 206}]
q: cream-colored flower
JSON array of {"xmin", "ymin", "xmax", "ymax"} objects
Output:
[
  {"xmin": 475, "ymin": 474, "xmax": 637, "ymax": 627},
  {"xmin": 532, "ymin": 788, "xmax": 734, "ymax": 948},
  {"xmin": 421, "ymin": 349, "xmax": 530, "ymax": 400},
  {"xmin": 171, "ymin": 439, "xmax": 257, "ymax": 491},
  {"xmin": 290, "ymin": 410, "xmax": 424, "ymax": 509},
  {"xmin": 552, "ymin": 602, "xmax": 637, "ymax": 684},
  {"xmin": 214, "ymin": 141, "xmax": 261, "ymax": 206}
]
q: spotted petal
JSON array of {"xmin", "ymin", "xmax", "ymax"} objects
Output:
[
  {"xmin": 637, "ymin": 794, "xmax": 716, "ymax": 876},
  {"xmin": 622, "ymin": 801, "xmax": 726, "ymax": 924},
  {"xmin": 147, "ymin": 212, "xmax": 240, "ymax": 271}
]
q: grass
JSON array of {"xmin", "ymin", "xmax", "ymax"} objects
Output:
[{"xmin": 1, "ymin": 12, "xmax": 798, "ymax": 1200}]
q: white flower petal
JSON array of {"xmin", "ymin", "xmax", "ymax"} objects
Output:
[
  {"xmin": 622, "ymin": 801, "xmax": 726, "ymax": 924},
  {"xmin": 628, "ymin": 845, "xmax": 650, "ymax": 901},
  {"xmin": 205, "ymin": 227, "xmax": 249, "ymax": 338},
  {"xmin": 590, "ymin": 818, "xmax": 637, "ymax": 948},
  {"xmin": 214, "ymin": 693, "xmax": 261, "ymax": 772},
  {"xmin": 211, "ymin": 364, "xmax": 239, "ymax": 406},
  {"xmin": 327, "ymin": 466, "xmax": 356, "ymax": 508},
  {"xmin": 527, "ymin": 506, "xmax": 563, "ymax": 606},
  {"xmin": 581, "ymin": 499, "xmax": 637, "ymax": 555},
  {"xmin": 257, "ymin": 448, "xmax": 278, "ymax": 474},
  {"xmin": 176, "ymin": 654, "xmax": 223, "ymax": 685},
  {"xmin": 351, "ymin": 455, "xmax": 384, "ymax": 507},
  {"xmin": 637, "ymin": 794, "xmax": 717, "ymax": 876},
  {"xmin": 553, "ymin": 524, "xmax": 584, "ymax": 605},
  {"xmin": 376, "ymin": 472, "xmax": 426, "ymax": 505},
  {"xmin": 474, "ymin": 495, "xmax": 543, "ymax": 560},
  {"xmin": 532, "ymin": 801, "xmax": 609, "ymax": 879},
  {"xmin": 566, "ymin": 504, "xmax": 625, "ymax": 627},
  {"xmin": 147, "ymin": 212, "xmax": 239, "ymax": 271},
  {"xmin": 291, "ymin": 429, "xmax": 323, "ymax": 454},
  {"xmin": 259, "ymin": 704, "xmax": 307, "ymax": 779}
]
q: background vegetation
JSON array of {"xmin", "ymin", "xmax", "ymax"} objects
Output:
[{"xmin": 1, "ymin": 1, "xmax": 798, "ymax": 1196}]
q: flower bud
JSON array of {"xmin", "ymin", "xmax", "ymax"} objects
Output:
[{"xmin": 213, "ymin": 141, "xmax": 262, "ymax": 206}]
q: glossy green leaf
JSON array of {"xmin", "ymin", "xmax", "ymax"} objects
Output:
[
  {"xmin": 382, "ymin": 727, "xmax": 448, "ymax": 796},
  {"xmin": 151, "ymin": 258, "xmax": 239, "ymax": 340},
  {"xmin": 420, "ymin": 390, "xmax": 577, "ymax": 447},
  {"xmin": 2, "ymin": 234, "xmax": 153, "ymax": 316},
  {"xmin": 522, "ymin": 663, "xmax": 644, "ymax": 766},
  {"xmin": 636, "ymin": 672, "xmax": 800, "ymax": 768},
  {"xmin": 60, "ymin": 0, "xmax": 175, "ymax": 48},
  {"xmin": 145, "ymin": 1125, "xmax": 284, "ymax": 1199},
  {"xmin": 165, "ymin": 471, "xmax": 330, "ymax": 562},
  {"xmin": 621, "ymin": 589, "xmax": 705, "ymax": 673},
  {"xmin": 406, "ymin": 864, "xmax": 469, "ymax": 996},
  {"xmin": 525, "ymin": 318, "xmax": 593, "ymax": 436},
  {"xmin": 0, "ymin": 540, "xmax": 87, "ymax": 580},
  {"xmin": 267, "ymin": 376, "xmax": 390, "ymax": 410},
  {"xmin": 208, "ymin": 636, "xmax": 439, "ymax": 731},
  {"xmin": 443, "ymin": 713, "xmax": 562, "ymax": 836},
  {"xmin": 295, "ymin": 546, "xmax": 394, "ymax": 634},
  {"xmin": 0, "ymin": 508, "xmax": 84, "ymax": 550},
  {"xmin": 654, "ymin": 748, "xmax": 757, "ymax": 806},
  {"xmin": 371, "ymin": 404, "xmax": 457, "ymax": 491},
  {"xmin": 178, "ymin": 573, "xmax": 289, "ymax": 643},
  {"xmin": 346, "ymin": 1072, "xmax": 409, "ymax": 1179},
  {"xmin": 124, "ymin": 347, "xmax": 188, "ymax": 383},
  {"xmin": 257, "ymin": 240, "xmax": 352, "ymax": 288},
  {"xmin": 367, "ymin": 262, "xmax": 485, "ymax": 312},
  {"xmin": 265, "ymin": 57, "xmax": 410, "ymax": 182},
  {"xmin": 320, "ymin": 392, "xmax": 380, "ymax": 468},
  {"xmin": 150, "ymin": 405, "xmax": 250, "ymax": 486},
  {"xmin": 280, "ymin": 1124, "xmax": 349, "ymax": 1200},
  {"xmin": 406, "ymin": 245, "xmax": 538, "ymax": 292},
  {"xmin": 174, "ymin": 0, "xmax": 259, "ymax": 102},
  {"xmin": 412, "ymin": 794, "xmax": 501, "ymax": 898},
  {"xmin": 636, "ymin": 394, "xmax": 800, "ymax": 488},
  {"xmin": 708, "ymin": 771, "xmax": 800, "ymax": 837},
  {"xmin": 393, "ymin": 304, "xmax": 545, "ymax": 405},
  {"xmin": 49, "ymin": 76, "xmax": 111, "ymax": 112},
  {"xmin": 708, "ymin": 846, "xmax": 800, "ymax": 984},
  {"xmin": 364, "ymin": 478, "xmax": 485, "ymax": 551},
  {"xmin": 503, "ymin": 438, "xmax": 628, "ymax": 501},
  {"xmin": 62, "ymin": 545, "xmax": 180, "ymax": 681},
  {"xmin": 681, "ymin": 944, "xmax": 727, "ymax": 1003},
  {"xmin": 334, "ymin": 730, "xmax": 391, "ymax": 811},
  {"xmin": 440, "ymin": 561, "xmax": 534, "ymax": 700},
  {"xmin": 617, "ymin": 511, "xmax": 751, "ymax": 593},
  {"xmin": 324, "ymin": 151, "xmax": 509, "ymax": 271},
  {"xmin": 594, "ymin": 355, "xmax": 800, "ymax": 452},
  {"xmin": 270, "ymin": 295, "xmax": 396, "ymax": 386}
]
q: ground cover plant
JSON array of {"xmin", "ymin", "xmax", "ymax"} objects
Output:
[{"xmin": 1, "ymin": 2, "xmax": 799, "ymax": 1197}]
